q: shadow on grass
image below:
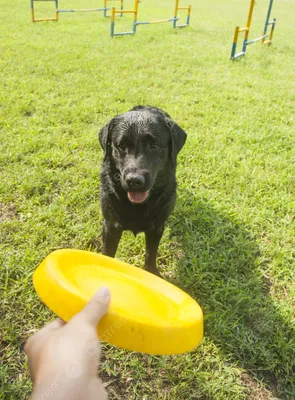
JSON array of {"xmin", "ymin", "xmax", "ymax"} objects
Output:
[{"xmin": 168, "ymin": 189, "xmax": 295, "ymax": 399}]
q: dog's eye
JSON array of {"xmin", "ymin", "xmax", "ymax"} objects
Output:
[
  {"xmin": 117, "ymin": 143, "xmax": 126, "ymax": 151},
  {"xmin": 149, "ymin": 143, "xmax": 160, "ymax": 150}
]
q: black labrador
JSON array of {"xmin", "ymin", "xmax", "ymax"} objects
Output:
[{"xmin": 99, "ymin": 105, "xmax": 187, "ymax": 276}]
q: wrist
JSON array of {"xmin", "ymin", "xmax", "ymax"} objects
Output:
[{"xmin": 31, "ymin": 375, "xmax": 89, "ymax": 400}]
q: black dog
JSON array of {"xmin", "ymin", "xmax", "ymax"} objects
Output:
[{"xmin": 99, "ymin": 106, "xmax": 187, "ymax": 276}]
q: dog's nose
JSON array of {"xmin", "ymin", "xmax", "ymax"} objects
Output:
[{"xmin": 125, "ymin": 173, "xmax": 145, "ymax": 190}]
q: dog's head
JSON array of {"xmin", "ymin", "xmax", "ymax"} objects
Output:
[{"xmin": 99, "ymin": 106, "xmax": 187, "ymax": 204}]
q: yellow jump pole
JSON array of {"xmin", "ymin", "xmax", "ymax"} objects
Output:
[
  {"xmin": 230, "ymin": 0, "xmax": 255, "ymax": 59},
  {"xmin": 110, "ymin": 6, "xmax": 137, "ymax": 36},
  {"xmin": 173, "ymin": 0, "xmax": 179, "ymax": 28},
  {"xmin": 56, "ymin": 0, "xmax": 59, "ymax": 21},
  {"xmin": 31, "ymin": 0, "xmax": 35, "ymax": 23},
  {"xmin": 173, "ymin": 0, "xmax": 191, "ymax": 28},
  {"xmin": 133, "ymin": 0, "xmax": 139, "ymax": 33},
  {"xmin": 31, "ymin": 0, "xmax": 58, "ymax": 22},
  {"xmin": 110, "ymin": 7, "xmax": 116, "ymax": 35},
  {"xmin": 243, "ymin": 0, "xmax": 255, "ymax": 45}
]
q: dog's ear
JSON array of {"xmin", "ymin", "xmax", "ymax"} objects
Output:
[
  {"xmin": 98, "ymin": 117, "xmax": 119, "ymax": 160},
  {"xmin": 165, "ymin": 118, "xmax": 187, "ymax": 161}
]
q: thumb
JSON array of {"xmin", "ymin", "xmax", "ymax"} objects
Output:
[{"xmin": 71, "ymin": 286, "xmax": 111, "ymax": 328}]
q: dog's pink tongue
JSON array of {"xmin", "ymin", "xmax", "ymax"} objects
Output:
[{"xmin": 128, "ymin": 192, "xmax": 148, "ymax": 203}]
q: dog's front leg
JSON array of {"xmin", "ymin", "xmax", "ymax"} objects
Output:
[
  {"xmin": 102, "ymin": 221, "xmax": 122, "ymax": 258},
  {"xmin": 144, "ymin": 225, "xmax": 165, "ymax": 276}
]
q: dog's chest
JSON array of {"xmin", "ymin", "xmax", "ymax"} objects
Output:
[
  {"xmin": 115, "ymin": 204, "xmax": 158, "ymax": 233},
  {"xmin": 109, "ymin": 196, "xmax": 173, "ymax": 234}
]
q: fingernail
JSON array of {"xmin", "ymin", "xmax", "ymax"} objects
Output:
[{"xmin": 97, "ymin": 286, "xmax": 111, "ymax": 300}]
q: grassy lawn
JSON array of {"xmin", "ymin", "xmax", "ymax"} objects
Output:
[{"xmin": 1, "ymin": 0, "xmax": 295, "ymax": 398}]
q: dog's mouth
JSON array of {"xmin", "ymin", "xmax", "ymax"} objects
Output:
[{"xmin": 127, "ymin": 191, "xmax": 149, "ymax": 204}]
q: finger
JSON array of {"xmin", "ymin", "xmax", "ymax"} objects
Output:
[
  {"xmin": 71, "ymin": 286, "xmax": 111, "ymax": 328},
  {"xmin": 24, "ymin": 319, "xmax": 65, "ymax": 354},
  {"xmin": 33, "ymin": 318, "xmax": 66, "ymax": 339}
]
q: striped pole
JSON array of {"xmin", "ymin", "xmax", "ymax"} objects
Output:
[
  {"xmin": 120, "ymin": 0, "xmax": 124, "ymax": 17},
  {"xmin": 31, "ymin": 0, "xmax": 35, "ymax": 22},
  {"xmin": 230, "ymin": 0, "xmax": 255, "ymax": 59},
  {"xmin": 31, "ymin": 0, "xmax": 58, "ymax": 22},
  {"xmin": 186, "ymin": 4, "xmax": 191, "ymax": 26},
  {"xmin": 263, "ymin": 0, "xmax": 274, "ymax": 36},
  {"xmin": 173, "ymin": 0, "xmax": 179, "ymax": 28},
  {"xmin": 55, "ymin": 0, "xmax": 58, "ymax": 21},
  {"xmin": 133, "ymin": 0, "xmax": 139, "ymax": 33},
  {"xmin": 242, "ymin": 0, "xmax": 255, "ymax": 52},
  {"xmin": 110, "ymin": 7, "xmax": 115, "ymax": 37},
  {"xmin": 262, "ymin": 0, "xmax": 276, "ymax": 45}
]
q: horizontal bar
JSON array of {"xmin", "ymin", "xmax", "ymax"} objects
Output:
[
  {"xmin": 112, "ymin": 31, "xmax": 135, "ymax": 36},
  {"xmin": 57, "ymin": 8, "xmax": 107, "ymax": 12},
  {"xmin": 239, "ymin": 27, "xmax": 249, "ymax": 33},
  {"xmin": 263, "ymin": 40, "xmax": 272, "ymax": 45},
  {"xmin": 33, "ymin": 18, "xmax": 58, "ymax": 21},
  {"xmin": 175, "ymin": 23, "xmax": 188, "ymax": 27},
  {"xmin": 267, "ymin": 20, "xmax": 276, "ymax": 26},
  {"xmin": 136, "ymin": 17, "xmax": 178, "ymax": 25},
  {"xmin": 32, "ymin": 0, "xmax": 56, "ymax": 2},
  {"xmin": 149, "ymin": 18, "xmax": 176, "ymax": 24},
  {"xmin": 177, "ymin": 7, "xmax": 190, "ymax": 10},
  {"xmin": 232, "ymin": 51, "xmax": 245, "ymax": 59},
  {"xmin": 114, "ymin": 9, "xmax": 135, "ymax": 14},
  {"xmin": 246, "ymin": 34, "xmax": 268, "ymax": 45}
]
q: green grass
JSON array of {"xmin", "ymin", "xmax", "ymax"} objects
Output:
[{"xmin": 1, "ymin": 0, "xmax": 295, "ymax": 398}]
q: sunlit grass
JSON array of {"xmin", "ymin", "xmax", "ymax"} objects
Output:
[{"xmin": 0, "ymin": 0, "xmax": 295, "ymax": 398}]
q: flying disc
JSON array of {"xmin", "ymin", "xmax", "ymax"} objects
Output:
[{"xmin": 33, "ymin": 249, "xmax": 203, "ymax": 355}]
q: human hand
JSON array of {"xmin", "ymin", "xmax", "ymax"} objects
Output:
[{"xmin": 24, "ymin": 286, "xmax": 111, "ymax": 400}]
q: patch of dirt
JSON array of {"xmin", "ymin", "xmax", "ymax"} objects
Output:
[
  {"xmin": 0, "ymin": 203, "xmax": 18, "ymax": 222},
  {"xmin": 241, "ymin": 373, "xmax": 279, "ymax": 400}
]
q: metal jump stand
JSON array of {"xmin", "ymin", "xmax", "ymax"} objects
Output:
[
  {"xmin": 110, "ymin": 0, "xmax": 191, "ymax": 37},
  {"xmin": 230, "ymin": 0, "xmax": 276, "ymax": 60},
  {"xmin": 30, "ymin": 0, "xmax": 191, "ymax": 38},
  {"xmin": 31, "ymin": 0, "xmax": 59, "ymax": 22}
]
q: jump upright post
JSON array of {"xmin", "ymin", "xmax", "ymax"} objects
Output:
[
  {"xmin": 230, "ymin": 0, "xmax": 276, "ymax": 60},
  {"xmin": 110, "ymin": 1, "xmax": 138, "ymax": 37},
  {"xmin": 173, "ymin": 0, "xmax": 191, "ymax": 28},
  {"xmin": 110, "ymin": 0, "xmax": 191, "ymax": 37},
  {"xmin": 261, "ymin": 0, "xmax": 276, "ymax": 45},
  {"xmin": 31, "ymin": 0, "xmax": 58, "ymax": 22}
]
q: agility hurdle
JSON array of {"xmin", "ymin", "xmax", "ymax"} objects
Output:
[
  {"xmin": 110, "ymin": 0, "xmax": 191, "ymax": 37},
  {"xmin": 173, "ymin": 0, "xmax": 191, "ymax": 28},
  {"xmin": 230, "ymin": 0, "xmax": 276, "ymax": 60},
  {"xmin": 31, "ymin": 0, "xmax": 58, "ymax": 22},
  {"xmin": 30, "ymin": 0, "xmax": 123, "ymax": 22}
]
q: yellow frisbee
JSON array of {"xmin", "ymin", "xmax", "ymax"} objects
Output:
[{"xmin": 33, "ymin": 249, "xmax": 203, "ymax": 355}]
